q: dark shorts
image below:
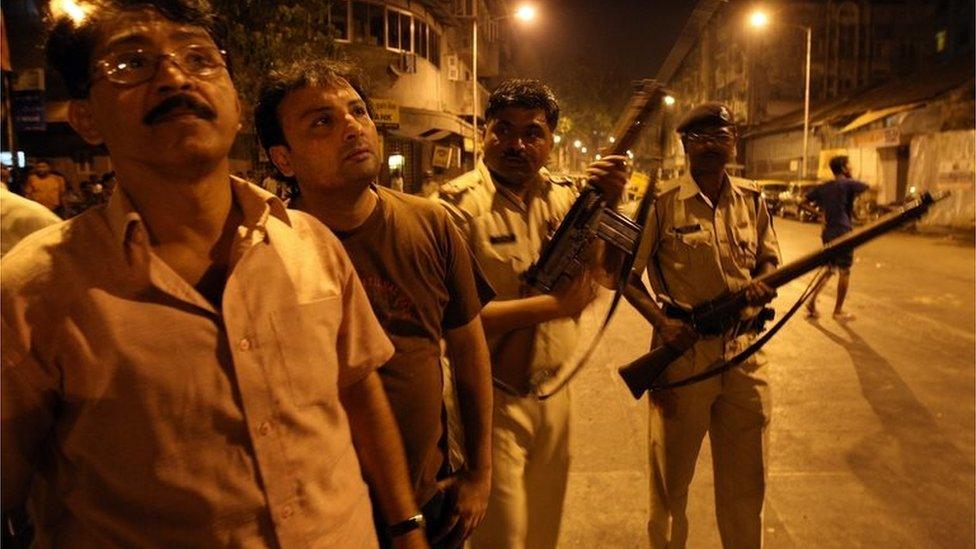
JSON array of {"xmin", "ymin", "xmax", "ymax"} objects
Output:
[{"xmin": 823, "ymin": 228, "xmax": 853, "ymax": 270}]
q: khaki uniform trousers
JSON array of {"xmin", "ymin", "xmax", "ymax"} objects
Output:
[
  {"xmin": 470, "ymin": 387, "xmax": 571, "ymax": 549},
  {"xmin": 647, "ymin": 336, "xmax": 771, "ymax": 549}
]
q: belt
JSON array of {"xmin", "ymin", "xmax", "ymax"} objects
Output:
[{"xmin": 663, "ymin": 302, "xmax": 775, "ymax": 338}]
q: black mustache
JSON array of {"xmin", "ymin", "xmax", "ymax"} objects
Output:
[
  {"xmin": 143, "ymin": 95, "xmax": 217, "ymax": 125},
  {"xmin": 502, "ymin": 150, "xmax": 529, "ymax": 161}
]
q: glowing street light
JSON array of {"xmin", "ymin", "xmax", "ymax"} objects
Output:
[
  {"xmin": 749, "ymin": 10, "xmax": 769, "ymax": 28},
  {"xmin": 573, "ymin": 139, "xmax": 582, "ymax": 149},
  {"xmin": 608, "ymin": 136, "xmax": 616, "ymax": 143},
  {"xmin": 554, "ymin": 134, "xmax": 562, "ymax": 144},
  {"xmin": 581, "ymin": 147, "xmax": 588, "ymax": 154},
  {"xmin": 663, "ymin": 95, "xmax": 676, "ymax": 106},
  {"xmin": 514, "ymin": 4, "xmax": 537, "ymax": 22}
]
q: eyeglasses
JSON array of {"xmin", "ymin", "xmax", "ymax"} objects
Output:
[
  {"xmin": 91, "ymin": 44, "xmax": 228, "ymax": 87},
  {"xmin": 684, "ymin": 130, "xmax": 735, "ymax": 143}
]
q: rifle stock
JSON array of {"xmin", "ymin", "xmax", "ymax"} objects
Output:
[
  {"xmin": 618, "ymin": 191, "xmax": 946, "ymax": 399},
  {"xmin": 619, "ymin": 344, "xmax": 688, "ymax": 399}
]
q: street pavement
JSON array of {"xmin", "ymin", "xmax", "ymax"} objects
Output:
[{"xmin": 557, "ymin": 217, "xmax": 975, "ymax": 548}]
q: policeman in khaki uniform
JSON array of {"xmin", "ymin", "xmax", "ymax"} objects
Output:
[
  {"xmin": 630, "ymin": 102, "xmax": 781, "ymax": 549},
  {"xmin": 438, "ymin": 79, "xmax": 627, "ymax": 549}
]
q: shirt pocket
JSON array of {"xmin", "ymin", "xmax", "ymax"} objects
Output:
[
  {"xmin": 663, "ymin": 226, "xmax": 715, "ymax": 271},
  {"xmin": 270, "ymin": 296, "xmax": 342, "ymax": 408},
  {"xmin": 732, "ymin": 222, "xmax": 759, "ymax": 270}
]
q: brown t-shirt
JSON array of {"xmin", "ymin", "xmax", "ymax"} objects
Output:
[{"xmin": 335, "ymin": 186, "xmax": 493, "ymax": 504}]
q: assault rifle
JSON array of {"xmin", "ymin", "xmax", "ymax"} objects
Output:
[
  {"xmin": 618, "ymin": 191, "xmax": 947, "ymax": 399},
  {"xmin": 524, "ymin": 79, "xmax": 667, "ymax": 292}
]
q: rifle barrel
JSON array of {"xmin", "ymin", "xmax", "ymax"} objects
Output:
[{"xmin": 759, "ymin": 192, "xmax": 937, "ymax": 289}]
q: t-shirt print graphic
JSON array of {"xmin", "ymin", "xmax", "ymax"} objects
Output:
[{"xmin": 358, "ymin": 274, "xmax": 426, "ymax": 338}]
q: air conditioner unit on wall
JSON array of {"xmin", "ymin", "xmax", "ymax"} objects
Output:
[{"xmin": 446, "ymin": 54, "xmax": 460, "ymax": 81}]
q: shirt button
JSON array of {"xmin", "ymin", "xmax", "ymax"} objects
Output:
[
  {"xmin": 258, "ymin": 421, "xmax": 273, "ymax": 436},
  {"xmin": 280, "ymin": 505, "xmax": 294, "ymax": 520},
  {"xmin": 238, "ymin": 338, "xmax": 251, "ymax": 351}
]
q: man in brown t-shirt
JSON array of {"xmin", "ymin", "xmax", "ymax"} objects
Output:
[{"xmin": 256, "ymin": 59, "xmax": 494, "ymax": 548}]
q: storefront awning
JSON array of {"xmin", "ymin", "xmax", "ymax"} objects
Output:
[
  {"xmin": 840, "ymin": 102, "xmax": 923, "ymax": 133},
  {"xmin": 387, "ymin": 106, "xmax": 473, "ymax": 142}
]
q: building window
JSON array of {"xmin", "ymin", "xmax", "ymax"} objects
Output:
[
  {"xmin": 330, "ymin": 0, "xmax": 349, "ymax": 41},
  {"xmin": 386, "ymin": 9, "xmax": 413, "ymax": 52},
  {"xmin": 430, "ymin": 30, "xmax": 441, "ymax": 67},
  {"xmin": 353, "ymin": 1, "xmax": 384, "ymax": 46},
  {"xmin": 415, "ymin": 20, "xmax": 428, "ymax": 58}
]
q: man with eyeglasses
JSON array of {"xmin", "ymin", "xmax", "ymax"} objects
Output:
[
  {"xmin": 629, "ymin": 102, "xmax": 781, "ymax": 548},
  {"xmin": 1, "ymin": 2, "xmax": 425, "ymax": 547}
]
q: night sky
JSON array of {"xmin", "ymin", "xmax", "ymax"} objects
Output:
[
  {"xmin": 511, "ymin": 0, "xmax": 697, "ymax": 81},
  {"xmin": 502, "ymin": 0, "xmax": 697, "ymax": 139}
]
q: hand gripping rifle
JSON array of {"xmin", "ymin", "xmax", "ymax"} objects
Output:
[
  {"xmin": 618, "ymin": 191, "xmax": 949, "ymax": 399},
  {"xmin": 524, "ymin": 79, "xmax": 667, "ymax": 293}
]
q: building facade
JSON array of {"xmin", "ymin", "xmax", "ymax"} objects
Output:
[
  {"xmin": 654, "ymin": 0, "xmax": 974, "ymax": 227},
  {"xmin": 1, "ymin": 0, "xmax": 516, "ymax": 195}
]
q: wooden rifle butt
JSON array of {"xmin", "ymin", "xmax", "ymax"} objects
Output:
[{"xmin": 618, "ymin": 344, "xmax": 687, "ymax": 399}]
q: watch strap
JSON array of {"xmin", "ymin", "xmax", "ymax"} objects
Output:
[{"xmin": 388, "ymin": 513, "xmax": 426, "ymax": 537}]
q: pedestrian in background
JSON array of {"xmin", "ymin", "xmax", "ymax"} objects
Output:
[
  {"xmin": 804, "ymin": 155, "xmax": 870, "ymax": 321},
  {"xmin": 22, "ymin": 160, "xmax": 66, "ymax": 214}
]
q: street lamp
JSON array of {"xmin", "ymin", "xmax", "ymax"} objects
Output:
[
  {"xmin": 749, "ymin": 11, "xmax": 769, "ymax": 29},
  {"xmin": 470, "ymin": 3, "xmax": 537, "ymax": 164},
  {"xmin": 573, "ymin": 139, "xmax": 582, "ymax": 149},
  {"xmin": 750, "ymin": 10, "xmax": 812, "ymax": 180},
  {"xmin": 514, "ymin": 4, "xmax": 537, "ymax": 22},
  {"xmin": 663, "ymin": 95, "xmax": 676, "ymax": 107}
]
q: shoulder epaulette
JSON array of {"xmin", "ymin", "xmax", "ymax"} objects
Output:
[
  {"xmin": 655, "ymin": 178, "xmax": 683, "ymax": 195},
  {"xmin": 437, "ymin": 174, "xmax": 480, "ymax": 201},
  {"xmin": 730, "ymin": 177, "xmax": 760, "ymax": 193}
]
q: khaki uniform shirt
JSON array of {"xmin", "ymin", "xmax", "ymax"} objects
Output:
[
  {"xmin": 438, "ymin": 162, "xmax": 578, "ymax": 391},
  {"xmin": 633, "ymin": 173, "xmax": 781, "ymax": 370},
  {"xmin": 1, "ymin": 178, "xmax": 394, "ymax": 548}
]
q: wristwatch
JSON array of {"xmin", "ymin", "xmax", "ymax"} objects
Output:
[{"xmin": 388, "ymin": 513, "xmax": 426, "ymax": 537}]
